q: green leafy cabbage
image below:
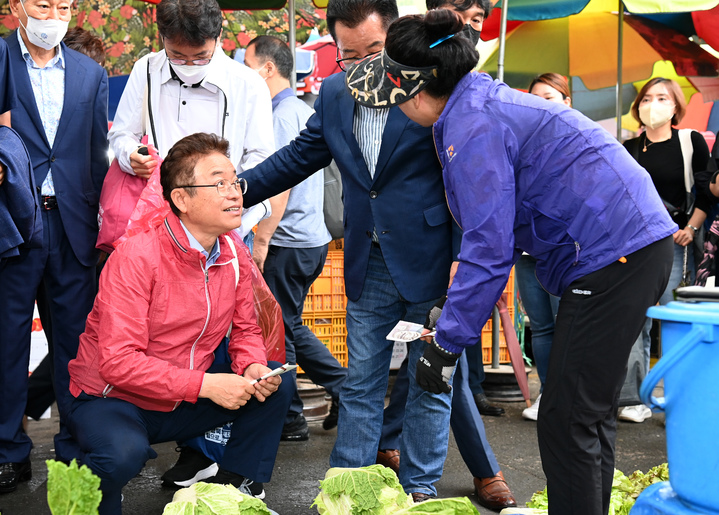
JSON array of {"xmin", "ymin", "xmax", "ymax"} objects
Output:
[
  {"xmin": 311, "ymin": 465, "xmax": 414, "ymax": 514},
  {"xmin": 162, "ymin": 482, "xmax": 272, "ymax": 515},
  {"xmin": 46, "ymin": 459, "xmax": 102, "ymax": 515},
  {"xmin": 393, "ymin": 497, "xmax": 480, "ymax": 514},
  {"xmin": 527, "ymin": 464, "xmax": 669, "ymax": 515}
]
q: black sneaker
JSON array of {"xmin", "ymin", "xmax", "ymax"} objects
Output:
[
  {"xmin": 281, "ymin": 414, "xmax": 309, "ymax": 441},
  {"xmin": 206, "ymin": 468, "xmax": 265, "ymax": 499},
  {"xmin": 161, "ymin": 447, "xmax": 218, "ymax": 488},
  {"xmin": 322, "ymin": 397, "xmax": 339, "ymax": 430}
]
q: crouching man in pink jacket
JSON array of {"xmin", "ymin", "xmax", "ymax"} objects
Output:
[{"xmin": 66, "ymin": 133, "xmax": 293, "ymax": 515}]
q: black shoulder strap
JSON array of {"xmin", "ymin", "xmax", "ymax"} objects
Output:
[
  {"xmin": 147, "ymin": 60, "xmax": 159, "ymax": 152},
  {"xmin": 628, "ymin": 136, "xmax": 641, "ymax": 163}
]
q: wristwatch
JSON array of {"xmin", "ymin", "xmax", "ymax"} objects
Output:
[{"xmin": 687, "ymin": 224, "xmax": 699, "ymax": 233}]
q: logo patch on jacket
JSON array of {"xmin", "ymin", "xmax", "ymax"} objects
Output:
[{"xmin": 446, "ymin": 145, "xmax": 455, "ymax": 162}]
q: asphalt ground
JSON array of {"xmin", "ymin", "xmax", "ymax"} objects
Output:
[{"xmin": 0, "ymin": 370, "xmax": 667, "ymax": 515}]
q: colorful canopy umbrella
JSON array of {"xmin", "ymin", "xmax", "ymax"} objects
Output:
[
  {"xmin": 481, "ymin": 12, "xmax": 718, "ymax": 91},
  {"xmin": 484, "ymin": 0, "xmax": 719, "ymax": 137},
  {"xmin": 489, "ymin": 0, "xmax": 719, "ymax": 21}
]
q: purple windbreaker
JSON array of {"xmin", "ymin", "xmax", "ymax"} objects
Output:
[{"xmin": 434, "ymin": 73, "xmax": 677, "ymax": 353}]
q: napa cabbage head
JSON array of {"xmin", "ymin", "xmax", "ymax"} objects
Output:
[
  {"xmin": 394, "ymin": 496, "xmax": 480, "ymax": 514},
  {"xmin": 162, "ymin": 482, "xmax": 271, "ymax": 515},
  {"xmin": 311, "ymin": 465, "xmax": 413, "ymax": 515}
]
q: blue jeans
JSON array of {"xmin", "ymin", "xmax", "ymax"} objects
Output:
[
  {"xmin": 515, "ymin": 255, "xmax": 559, "ymax": 391},
  {"xmin": 380, "ymin": 354, "xmax": 499, "ymax": 479},
  {"xmin": 330, "ymin": 246, "xmax": 453, "ymax": 495}
]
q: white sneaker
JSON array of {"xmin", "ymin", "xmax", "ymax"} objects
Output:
[
  {"xmin": 618, "ymin": 404, "xmax": 652, "ymax": 423},
  {"xmin": 522, "ymin": 394, "xmax": 541, "ymax": 421}
]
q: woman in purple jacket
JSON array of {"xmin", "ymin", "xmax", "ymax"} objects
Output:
[{"xmin": 345, "ymin": 10, "xmax": 676, "ymax": 515}]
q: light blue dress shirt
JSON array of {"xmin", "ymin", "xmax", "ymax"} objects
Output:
[
  {"xmin": 17, "ymin": 31, "xmax": 65, "ymax": 196},
  {"xmin": 180, "ymin": 220, "xmax": 220, "ymax": 267}
]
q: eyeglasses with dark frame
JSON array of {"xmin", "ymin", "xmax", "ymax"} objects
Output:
[
  {"xmin": 163, "ymin": 37, "xmax": 214, "ymax": 66},
  {"xmin": 335, "ymin": 49, "xmax": 381, "ymax": 71},
  {"xmin": 167, "ymin": 57, "xmax": 213, "ymax": 66},
  {"xmin": 174, "ymin": 177, "xmax": 248, "ymax": 197}
]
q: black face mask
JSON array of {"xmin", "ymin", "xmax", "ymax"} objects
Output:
[{"xmin": 461, "ymin": 23, "xmax": 481, "ymax": 46}]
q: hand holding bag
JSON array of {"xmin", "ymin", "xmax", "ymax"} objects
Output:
[
  {"xmin": 96, "ymin": 60, "xmax": 158, "ymax": 253},
  {"xmin": 96, "ymin": 138, "xmax": 149, "ymax": 253}
]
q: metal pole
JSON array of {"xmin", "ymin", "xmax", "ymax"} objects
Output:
[
  {"xmin": 615, "ymin": 1, "xmax": 624, "ymax": 140},
  {"xmin": 289, "ymin": 0, "xmax": 297, "ymax": 92},
  {"xmin": 497, "ymin": 0, "xmax": 509, "ymax": 82}
]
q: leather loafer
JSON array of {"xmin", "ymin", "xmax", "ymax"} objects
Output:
[
  {"xmin": 0, "ymin": 461, "xmax": 32, "ymax": 493},
  {"xmin": 473, "ymin": 471, "xmax": 517, "ymax": 511},
  {"xmin": 376, "ymin": 449, "xmax": 400, "ymax": 474},
  {"xmin": 474, "ymin": 393, "xmax": 505, "ymax": 416},
  {"xmin": 411, "ymin": 492, "xmax": 436, "ymax": 503}
]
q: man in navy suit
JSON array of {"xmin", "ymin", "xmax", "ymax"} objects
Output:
[
  {"xmin": 0, "ymin": 0, "xmax": 108, "ymax": 493},
  {"xmin": 241, "ymin": 0, "xmax": 460, "ymax": 500}
]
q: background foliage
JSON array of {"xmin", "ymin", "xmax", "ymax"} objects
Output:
[{"xmin": 0, "ymin": 0, "xmax": 326, "ymax": 76}]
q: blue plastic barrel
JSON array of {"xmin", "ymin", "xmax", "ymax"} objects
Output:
[{"xmin": 640, "ymin": 301, "xmax": 719, "ymax": 514}]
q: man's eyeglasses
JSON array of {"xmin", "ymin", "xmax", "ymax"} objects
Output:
[
  {"xmin": 163, "ymin": 36, "xmax": 214, "ymax": 66},
  {"xmin": 336, "ymin": 49, "xmax": 380, "ymax": 71},
  {"xmin": 167, "ymin": 57, "xmax": 212, "ymax": 66},
  {"xmin": 175, "ymin": 177, "xmax": 248, "ymax": 197}
]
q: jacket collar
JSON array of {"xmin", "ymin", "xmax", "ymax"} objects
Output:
[{"xmin": 162, "ymin": 213, "xmax": 235, "ymax": 267}]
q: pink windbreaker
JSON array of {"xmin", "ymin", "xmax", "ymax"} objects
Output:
[{"xmin": 68, "ymin": 214, "xmax": 267, "ymax": 411}]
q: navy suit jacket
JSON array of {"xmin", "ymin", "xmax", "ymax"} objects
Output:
[
  {"xmin": 243, "ymin": 73, "xmax": 461, "ymax": 303},
  {"xmin": 0, "ymin": 126, "xmax": 41, "ymax": 259},
  {"xmin": 6, "ymin": 32, "xmax": 109, "ymax": 267}
]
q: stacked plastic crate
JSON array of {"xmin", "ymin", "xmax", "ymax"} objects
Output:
[
  {"xmin": 300, "ymin": 241, "xmax": 348, "ymax": 371},
  {"xmin": 480, "ymin": 268, "xmax": 516, "ymax": 364},
  {"xmin": 300, "ymin": 242, "xmax": 516, "ymax": 370}
]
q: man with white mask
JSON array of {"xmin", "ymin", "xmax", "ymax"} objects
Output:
[
  {"xmin": 2, "ymin": 0, "xmax": 109, "ymax": 492},
  {"xmin": 108, "ymin": 0, "xmax": 275, "ymax": 242}
]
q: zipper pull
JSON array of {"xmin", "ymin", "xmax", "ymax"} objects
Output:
[{"xmin": 574, "ymin": 241, "xmax": 581, "ymax": 266}]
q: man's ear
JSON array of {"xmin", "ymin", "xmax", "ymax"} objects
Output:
[
  {"xmin": 8, "ymin": 0, "xmax": 21, "ymax": 17},
  {"xmin": 171, "ymin": 188, "xmax": 190, "ymax": 215},
  {"xmin": 264, "ymin": 60, "xmax": 277, "ymax": 78}
]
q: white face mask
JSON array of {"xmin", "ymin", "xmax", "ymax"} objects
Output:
[
  {"xmin": 638, "ymin": 101, "xmax": 675, "ymax": 130},
  {"xmin": 19, "ymin": 1, "xmax": 68, "ymax": 51},
  {"xmin": 171, "ymin": 63, "xmax": 209, "ymax": 85}
]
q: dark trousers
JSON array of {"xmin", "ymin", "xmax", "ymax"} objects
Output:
[
  {"xmin": 66, "ymin": 361, "xmax": 293, "ymax": 515},
  {"xmin": 0, "ymin": 209, "xmax": 96, "ymax": 463},
  {"xmin": 380, "ymin": 353, "xmax": 500, "ymax": 479},
  {"xmin": 537, "ymin": 236, "xmax": 673, "ymax": 515},
  {"xmin": 262, "ymin": 244, "xmax": 348, "ymax": 423},
  {"xmin": 26, "ymin": 354, "xmax": 55, "ymax": 420}
]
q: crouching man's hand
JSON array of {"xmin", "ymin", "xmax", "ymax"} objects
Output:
[
  {"xmin": 243, "ymin": 363, "xmax": 281, "ymax": 402},
  {"xmin": 199, "ymin": 373, "xmax": 254, "ymax": 410}
]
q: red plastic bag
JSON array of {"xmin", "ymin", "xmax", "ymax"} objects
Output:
[
  {"xmin": 228, "ymin": 230, "xmax": 286, "ymax": 363},
  {"xmin": 96, "ymin": 137, "xmax": 150, "ymax": 253},
  {"xmin": 114, "ymin": 147, "xmax": 169, "ymax": 248}
]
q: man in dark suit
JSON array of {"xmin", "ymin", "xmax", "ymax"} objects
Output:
[
  {"xmin": 0, "ymin": 0, "xmax": 108, "ymax": 493},
  {"xmin": 241, "ymin": 0, "xmax": 461, "ymax": 501}
]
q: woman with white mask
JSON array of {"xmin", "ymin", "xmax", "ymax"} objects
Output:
[
  {"xmin": 623, "ymin": 79, "xmax": 715, "ymax": 299},
  {"xmin": 619, "ymin": 78, "xmax": 716, "ymax": 423}
]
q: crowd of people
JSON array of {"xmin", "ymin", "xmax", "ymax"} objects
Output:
[{"xmin": 1, "ymin": 0, "xmax": 718, "ymax": 514}]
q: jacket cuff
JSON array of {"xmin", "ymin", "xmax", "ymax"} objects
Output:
[
  {"xmin": 434, "ymin": 333, "xmax": 464, "ymax": 355},
  {"xmin": 185, "ymin": 369, "xmax": 205, "ymax": 403}
]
